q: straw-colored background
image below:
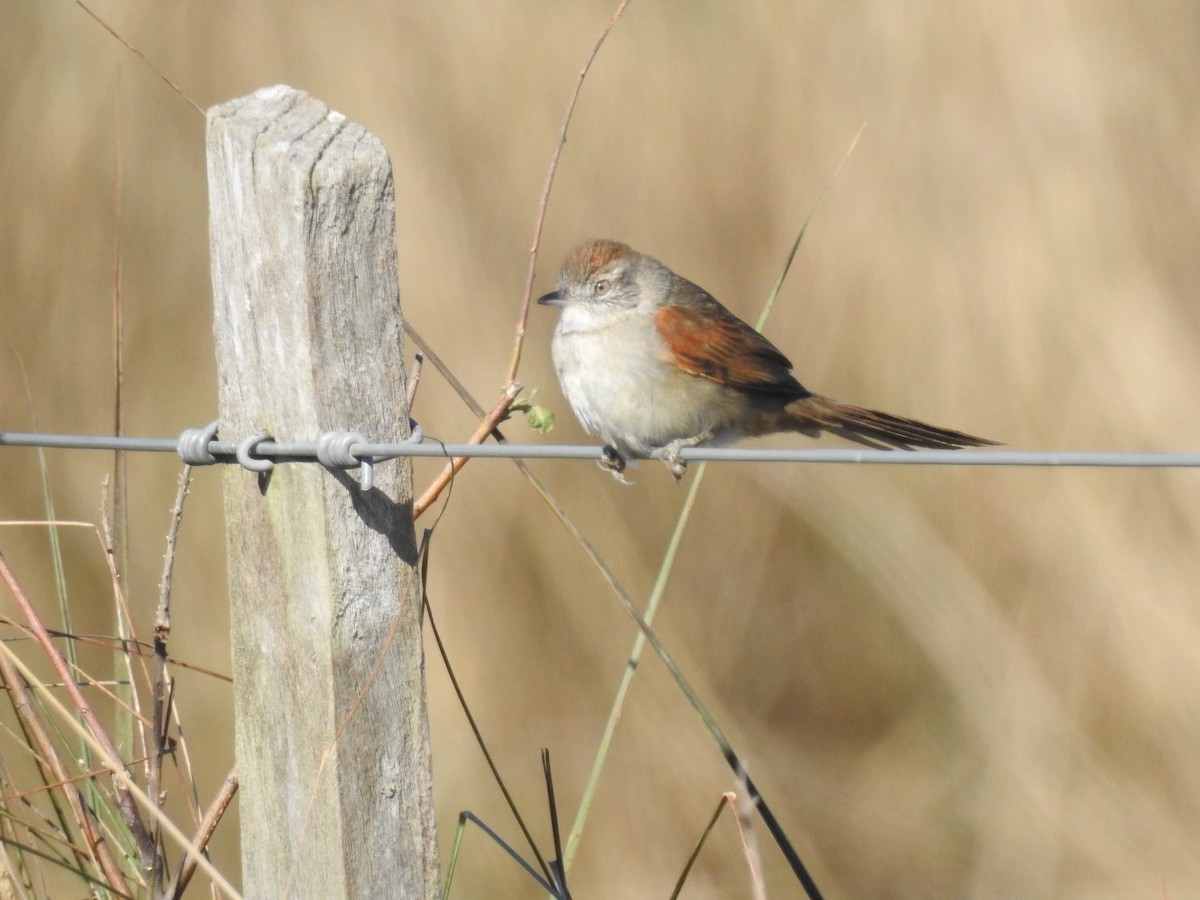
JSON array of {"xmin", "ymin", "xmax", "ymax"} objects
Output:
[{"xmin": 3, "ymin": 3, "xmax": 1200, "ymax": 896}]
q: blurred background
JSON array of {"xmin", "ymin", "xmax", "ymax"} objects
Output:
[{"xmin": 3, "ymin": 2, "xmax": 1200, "ymax": 896}]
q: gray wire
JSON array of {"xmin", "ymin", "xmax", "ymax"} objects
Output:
[
  {"xmin": 2, "ymin": 429, "xmax": 1199, "ymax": 468},
  {"xmin": 0, "ymin": 433, "xmax": 180, "ymax": 452}
]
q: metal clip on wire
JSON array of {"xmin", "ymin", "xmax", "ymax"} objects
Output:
[
  {"xmin": 317, "ymin": 430, "xmax": 371, "ymax": 489},
  {"xmin": 236, "ymin": 432, "xmax": 275, "ymax": 472},
  {"xmin": 177, "ymin": 419, "xmax": 221, "ymax": 466},
  {"xmin": 313, "ymin": 420, "xmax": 424, "ymax": 491},
  {"xmin": 175, "ymin": 419, "xmax": 424, "ymax": 488}
]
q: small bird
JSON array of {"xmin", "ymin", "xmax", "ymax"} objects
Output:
[{"xmin": 538, "ymin": 239, "xmax": 996, "ymax": 480}]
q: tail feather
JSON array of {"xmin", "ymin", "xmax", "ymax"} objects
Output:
[{"xmin": 786, "ymin": 396, "xmax": 997, "ymax": 450}]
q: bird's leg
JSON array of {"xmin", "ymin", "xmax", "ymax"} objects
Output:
[
  {"xmin": 655, "ymin": 432, "xmax": 713, "ymax": 483},
  {"xmin": 599, "ymin": 445, "xmax": 632, "ymax": 484}
]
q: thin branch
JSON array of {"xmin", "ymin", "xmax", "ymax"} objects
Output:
[
  {"xmin": 405, "ymin": 352, "xmax": 424, "ymax": 411},
  {"xmin": 167, "ymin": 771, "xmax": 238, "ymax": 900},
  {"xmin": 98, "ymin": 488, "xmax": 155, "ymax": 808},
  {"xmin": 542, "ymin": 749, "xmax": 570, "ymax": 899},
  {"xmin": 733, "ymin": 770, "xmax": 766, "ymax": 900},
  {"xmin": 154, "ymin": 469, "xmax": 191, "ymax": 643},
  {"xmin": 412, "ymin": 381, "xmax": 522, "ymax": 519},
  {"xmin": 405, "ymin": 324, "xmax": 499, "ymax": 431},
  {"xmin": 503, "ymin": 0, "xmax": 634, "ymax": 383},
  {"xmin": 151, "ymin": 467, "xmax": 192, "ymax": 898}
]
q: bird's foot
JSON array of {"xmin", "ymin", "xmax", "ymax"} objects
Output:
[
  {"xmin": 599, "ymin": 445, "xmax": 632, "ymax": 484},
  {"xmin": 656, "ymin": 441, "xmax": 689, "ymax": 483},
  {"xmin": 655, "ymin": 432, "xmax": 717, "ymax": 482}
]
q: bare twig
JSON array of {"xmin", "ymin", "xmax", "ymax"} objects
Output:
[
  {"xmin": 98, "ymin": 490, "xmax": 153, "ymax": 786},
  {"xmin": 503, "ymin": 0, "xmax": 634, "ymax": 383},
  {"xmin": 168, "ymin": 770, "xmax": 238, "ymax": 900},
  {"xmin": 405, "ymin": 352, "xmax": 424, "ymax": 410},
  {"xmin": 154, "ymin": 468, "xmax": 191, "ymax": 642},
  {"xmin": 412, "ymin": 381, "xmax": 523, "ymax": 519},
  {"xmin": 405, "ymin": 325, "xmax": 520, "ymax": 516},
  {"xmin": 405, "ymin": 324, "xmax": 507, "ymax": 436},
  {"xmin": 150, "ymin": 467, "xmax": 192, "ymax": 897}
]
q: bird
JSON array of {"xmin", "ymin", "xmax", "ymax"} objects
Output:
[{"xmin": 537, "ymin": 238, "xmax": 996, "ymax": 480}]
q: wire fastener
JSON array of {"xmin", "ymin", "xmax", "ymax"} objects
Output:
[
  {"xmin": 236, "ymin": 433, "xmax": 275, "ymax": 473},
  {"xmin": 177, "ymin": 420, "xmax": 221, "ymax": 466}
]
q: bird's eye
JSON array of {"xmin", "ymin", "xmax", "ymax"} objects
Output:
[{"xmin": 594, "ymin": 279, "xmax": 611, "ymax": 294}]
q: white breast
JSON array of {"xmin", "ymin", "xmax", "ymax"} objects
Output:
[{"xmin": 550, "ymin": 304, "xmax": 730, "ymax": 456}]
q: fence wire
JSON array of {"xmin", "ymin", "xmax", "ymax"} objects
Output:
[{"xmin": 2, "ymin": 429, "xmax": 1198, "ymax": 469}]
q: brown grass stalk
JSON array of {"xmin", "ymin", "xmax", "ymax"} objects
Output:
[
  {"xmin": 0, "ymin": 639, "xmax": 131, "ymax": 895},
  {"xmin": 0, "ymin": 550, "xmax": 156, "ymax": 870}
]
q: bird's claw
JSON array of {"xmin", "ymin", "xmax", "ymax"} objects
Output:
[
  {"xmin": 599, "ymin": 445, "xmax": 632, "ymax": 484},
  {"xmin": 656, "ymin": 442, "xmax": 688, "ymax": 483}
]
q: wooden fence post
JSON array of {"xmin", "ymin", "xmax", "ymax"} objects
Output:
[{"xmin": 206, "ymin": 85, "xmax": 439, "ymax": 898}]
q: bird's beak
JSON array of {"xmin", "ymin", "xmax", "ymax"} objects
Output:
[{"xmin": 537, "ymin": 289, "xmax": 567, "ymax": 307}]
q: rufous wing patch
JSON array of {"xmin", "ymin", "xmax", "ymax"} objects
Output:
[{"xmin": 654, "ymin": 303, "xmax": 804, "ymax": 395}]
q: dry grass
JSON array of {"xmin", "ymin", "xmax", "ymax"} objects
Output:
[{"xmin": 3, "ymin": 2, "xmax": 1200, "ymax": 896}]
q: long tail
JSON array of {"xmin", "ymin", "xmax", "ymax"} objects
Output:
[{"xmin": 784, "ymin": 395, "xmax": 998, "ymax": 450}]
